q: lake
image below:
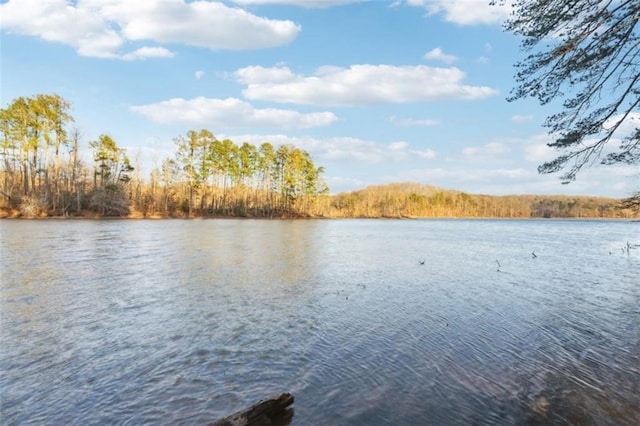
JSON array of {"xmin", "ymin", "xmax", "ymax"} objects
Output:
[{"xmin": 1, "ymin": 219, "xmax": 638, "ymax": 425}]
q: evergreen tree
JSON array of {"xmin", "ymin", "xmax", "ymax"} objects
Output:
[{"xmin": 88, "ymin": 134, "xmax": 132, "ymax": 216}]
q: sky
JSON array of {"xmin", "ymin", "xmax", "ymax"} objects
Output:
[{"xmin": 1, "ymin": 0, "xmax": 639, "ymax": 197}]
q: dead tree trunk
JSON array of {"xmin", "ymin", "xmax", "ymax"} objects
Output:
[{"xmin": 211, "ymin": 393, "xmax": 294, "ymax": 426}]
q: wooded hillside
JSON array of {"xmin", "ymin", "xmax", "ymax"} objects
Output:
[{"xmin": 327, "ymin": 183, "xmax": 638, "ymax": 219}]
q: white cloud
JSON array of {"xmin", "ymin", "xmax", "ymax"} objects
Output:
[
  {"xmin": 122, "ymin": 46, "xmax": 175, "ymax": 61},
  {"xmin": 0, "ymin": 0, "xmax": 124, "ymax": 58},
  {"xmin": 0, "ymin": 0, "xmax": 300, "ymax": 58},
  {"xmin": 406, "ymin": 0, "xmax": 511, "ymax": 25},
  {"xmin": 476, "ymin": 56, "xmax": 490, "ymax": 64},
  {"xmin": 195, "ymin": 70, "xmax": 205, "ymax": 79},
  {"xmin": 236, "ymin": 64, "xmax": 498, "ymax": 106},
  {"xmin": 389, "ymin": 141, "xmax": 409, "ymax": 151},
  {"xmin": 110, "ymin": 1, "xmax": 300, "ymax": 50},
  {"xmin": 235, "ymin": 65, "xmax": 298, "ymax": 84},
  {"xmin": 604, "ymin": 112, "xmax": 640, "ymax": 136},
  {"xmin": 524, "ymin": 143, "xmax": 556, "ymax": 163},
  {"xmin": 462, "ymin": 142, "xmax": 510, "ymax": 162},
  {"xmin": 415, "ymin": 149, "xmax": 437, "ymax": 159},
  {"xmin": 130, "ymin": 97, "xmax": 338, "ymax": 129},
  {"xmin": 387, "ymin": 141, "xmax": 437, "ymax": 160},
  {"xmin": 389, "ymin": 116, "xmax": 440, "ymax": 127},
  {"xmin": 424, "ymin": 47, "xmax": 458, "ymax": 64},
  {"xmin": 511, "ymin": 114, "xmax": 534, "ymax": 123},
  {"xmin": 455, "ymin": 133, "xmax": 556, "ymax": 165},
  {"xmin": 464, "ymin": 133, "xmax": 554, "ymax": 164},
  {"xmin": 232, "ymin": 0, "xmax": 368, "ymax": 7}
]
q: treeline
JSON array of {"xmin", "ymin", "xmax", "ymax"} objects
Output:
[
  {"xmin": 0, "ymin": 94, "xmax": 637, "ymax": 219},
  {"xmin": 0, "ymin": 94, "xmax": 328, "ymax": 218},
  {"xmin": 327, "ymin": 183, "xmax": 639, "ymax": 219}
]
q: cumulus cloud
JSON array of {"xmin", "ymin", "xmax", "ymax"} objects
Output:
[
  {"xmin": 235, "ymin": 64, "xmax": 498, "ymax": 106},
  {"xmin": 108, "ymin": 1, "xmax": 300, "ymax": 50},
  {"xmin": 195, "ymin": 70, "xmax": 205, "ymax": 79},
  {"xmin": 130, "ymin": 97, "xmax": 338, "ymax": 129},
  {"xmin": 406, "ymin": 0, "xmax": 511, "ymax": 25},
  {"xmin": 424, "ymin": 47, "xmax": 458, "ymax": 64},
  {"xmin": 0, "ymin": 0, "xmax": 300, "ymax": 58},
  {"xmin": 235, "ymin": 65, "xmax": 298, "ymax": 84},
  {"xmin": 0, "ymin": 0, "xmax": 123, "ymax": 58},
  {"xmin": 122, "ymin": 46, "xmax": 175, "ymax": 61}
]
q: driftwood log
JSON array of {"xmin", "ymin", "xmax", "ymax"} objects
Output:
[{"xmin": 211, "ymin": 393, "xmax": 294, "ymax": 426}]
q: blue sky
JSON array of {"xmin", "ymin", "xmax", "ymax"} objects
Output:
[{"xmin": 1, "ymin": 0, "xmax": 638, "ymax": 197}]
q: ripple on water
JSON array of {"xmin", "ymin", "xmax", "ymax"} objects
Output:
[{"xmin": 1, "ymin": 219, "xmax": 638, "ymax": 425}]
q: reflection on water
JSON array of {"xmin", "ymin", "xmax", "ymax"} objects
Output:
[{"xmin": 1, "ymin": 219, "xmax": 638, "ymax": 425}]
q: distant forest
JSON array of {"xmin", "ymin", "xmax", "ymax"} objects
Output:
[
  {"xmin": 327, "ymin": 183, "xmax": 638, "ymax": 219},
  {"xmin": 1, "ymin": 94, "xmax": 638, "ymax": 219}
]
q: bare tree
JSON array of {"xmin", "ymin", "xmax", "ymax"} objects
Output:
[{"xmin": 498, "ymin": 0, "xmax": 639, "ymax": 193}]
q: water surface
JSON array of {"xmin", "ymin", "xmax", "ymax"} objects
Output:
[{"xmin": 1, "ymin": 219, "xmax": 638, "ymax": 425}]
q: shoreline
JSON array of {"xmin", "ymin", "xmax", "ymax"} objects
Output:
[{"xmin": 1, "ymin": 212, "xmax": 636, "ymax": 221}]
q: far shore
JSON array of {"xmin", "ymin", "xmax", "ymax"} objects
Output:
[
  {"xmin": 0, "ymin": 208, "xmax": 322, "ymax": 220},
  {"xmin": 1, "ymin": 209, "xmax": 636, "ymax": 221}
]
